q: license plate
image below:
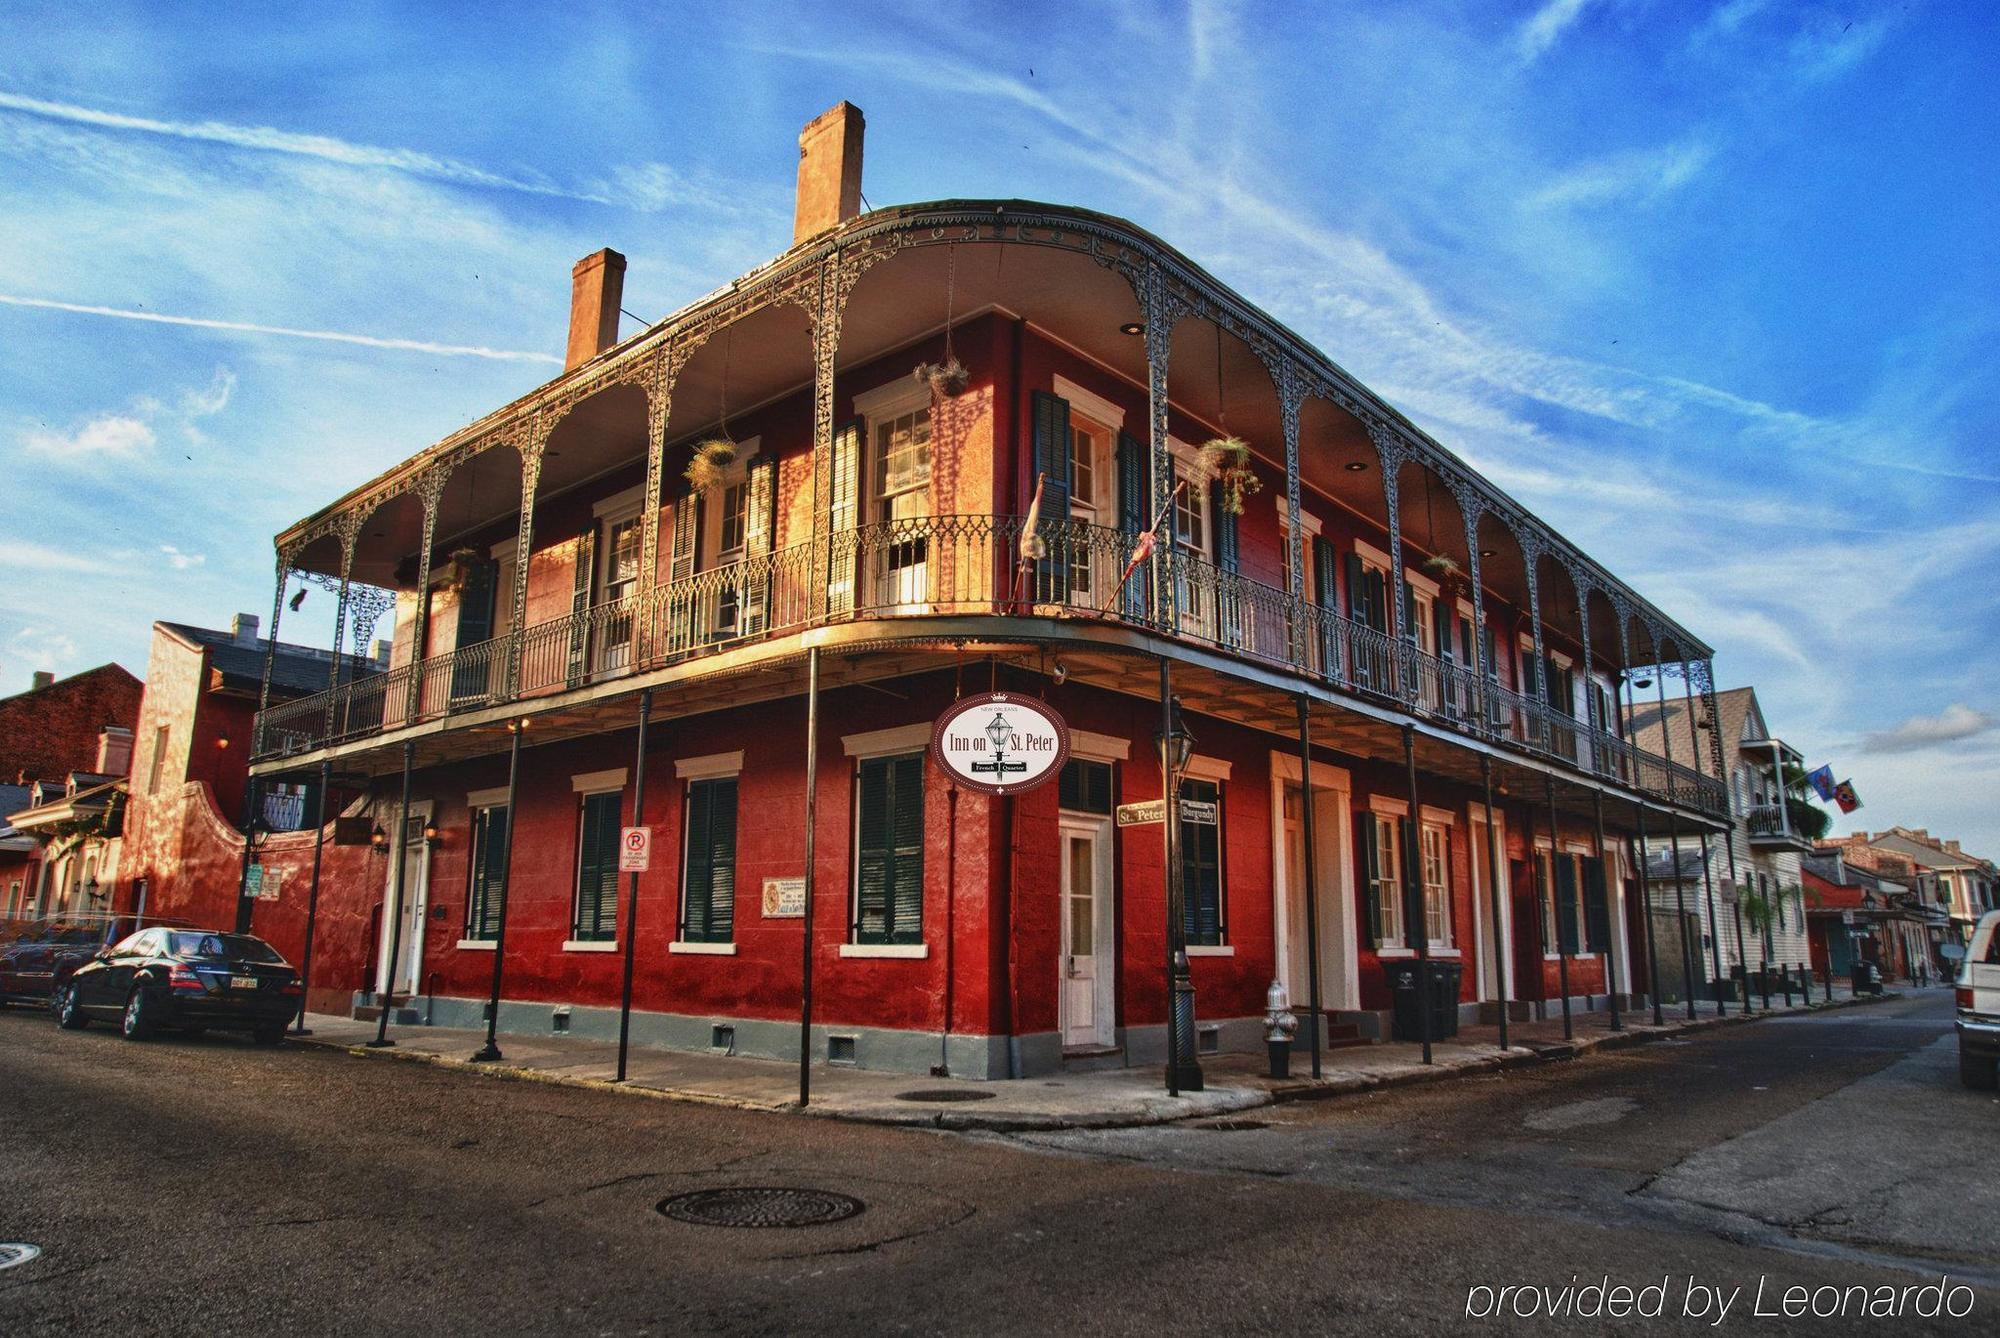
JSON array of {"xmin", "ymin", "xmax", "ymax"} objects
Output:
[{"xmin": 230, "ymin": 975, "xmax": 260, "ymax": 991}]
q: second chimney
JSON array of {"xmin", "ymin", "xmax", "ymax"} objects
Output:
[
  {"xmin": 793, "ymin": 102, "xmax": 865, "ymax": 244},
  {"xmin": 566, "ymin": 248, "xmax": 627, "ymax": 371},
  {"xmin": 232, "ymin": 613, "xmax": 260, "ymax": 645},
  {"xmin": 30, "ymin": 670, "xmax": 54, "ymax": 691},
  {"xmin": 97, "ymin": 726, "xmax": 134, "ymax": 777}
]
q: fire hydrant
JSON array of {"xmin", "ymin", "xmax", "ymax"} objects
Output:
[{"xmin": 1264, "ymin": 979, "xmax": 1298, "ymax": 1079}]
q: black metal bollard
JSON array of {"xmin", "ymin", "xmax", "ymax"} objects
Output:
[
  {"xmin": 1824, "ymin": 965, "xmax": 1833, "ymax": 1004},
  {"xmin": 1782, "ymin": 966, "xmax": 1793, "ymax": 1007}
]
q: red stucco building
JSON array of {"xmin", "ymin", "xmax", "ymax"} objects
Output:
[{"xmin": 225, "ymin": 105, "xmax": 1734, "ymax": 1078}]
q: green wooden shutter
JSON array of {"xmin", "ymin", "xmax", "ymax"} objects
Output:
[
  {"xmin": 565, "ymin": 528, "xmax": 595, "ymax": 689},
  {"xmin": 1432, "ymin": 596, "xmax": 1452, "ymax": 663},
  {"xmin": 1583, "ymin": 855, "xmax": 1610, "ymax": 953},
  {"xmin": 1356, "ymin": 812, "xmax": 1381, "ymax": 948},
  {"xmin": 1179, "ymin": 779, "xmax": 1223, "ymax": 946},
  {"xmin": 741, "ymin": 456, "xmax": 777, "ymax": 635},
  {"xmin": 1555, "ymin": 854, "xmax": 1580, "ymax": 955},
  {"xmin": 826, "ymin": 418, "xmax": 863, "ymax": 615},
  {"xmin": 683, "ymin": 778, "xmax": 736, "ymax": 942},
  {"xmin": 450, "ymin": 559, "xmax": 497, "ymax": 704},
  {"xmin": 574, "ymin": 791, "xmax": 621, "ymax": 942},
  {"xmin": 857, "ymin": 754, "xmax": 925, "ymax": 945},
  {"xmin": 1400, "ymin": 817, "xmax": 1424, "ymax": 951},
  {"xmin": 466, "ymin": 805, "xmax": 508, "ymax": 941},
  {"xmin": 1213, "ymin": 480, "xmax": 1240, "ymax": 647},
  {"xmin": 1365, "ymin": 568, "xmax": 1387, "ymax": 633},
  {"xmin": 1030, "ymin": 392, "xmax": 1072, "ymax": 600},
  {"xmin": 889, "ymin": 754, "xmax": 925, "ymax": 944},
  {"xmin": 1115, "ymin": 431, "xmax": 1149, "ymax": 620}
]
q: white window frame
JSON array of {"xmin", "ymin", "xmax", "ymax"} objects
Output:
[
  {"xmin": 853, "ymin": 380, "xmax": 933, "ymax": 521},
  {"xmin": 457, "ymin": 784, "xmax": 512, "ymax": 949},
  {"xmin": 671, "ymin": 753, "xmax": 744, "ymax": 956},
  {"xmin": 1369, "ymin": 795, "xmax": 1410, "ymax": 954},
  {"xmin": 564, "ymin": 768, "xmax": 629, "ymax": 952}
]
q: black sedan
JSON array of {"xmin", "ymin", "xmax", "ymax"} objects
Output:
[{"xmin": 57, "ymin": 927, "xmax": 301, "ymax": 1043}]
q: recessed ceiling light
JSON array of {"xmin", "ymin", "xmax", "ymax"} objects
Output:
[
  {"xmin": 1119, "ymin": 322, "xmax": 1145, "ymax": 336},
  {"xmin": 1479, "ymin": 548, "xmax": 1495, "ymax": 558},
  {"xmin": 1344, "ymin": 461, "xmax": 1367, "ymax": 472}
]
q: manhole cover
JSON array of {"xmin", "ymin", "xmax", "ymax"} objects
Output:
[
  {"xmin": 895, "ymin": 1088, "xmax": 996, "ymax": 1103},
  {"xmin": 0, "ymin": 1244, "xmax": 40, "ymax": 1272},
  {"xmin": 657, "ymin": 1187, "xmax": 864, "ymax": 1229}
]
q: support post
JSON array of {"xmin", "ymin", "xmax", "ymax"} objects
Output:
[
  {"xmin": 369, "ymin": 739, "xmax": 416, "ymax": 1048},
  {"xmin": 615, "ymin": 688, "xmax": 653, "ymax": 1081},
  {"xmin": 1523, "ymin": 797, "xmax": 1543, "ymax": 1022},
  {"xmin": 1546, "ymin": 770, "xmax": 1573, "ymax": 1039},
  {"xmin": 1698, "ymin": 828, "xmax": 1728, "ymax": 1017},
  {"xmin": 233, "ymin": 775, "xmax": 260, "ymax": 935},
  {"xmin": 1634, "ymin": 802, "xmax": 1664, "ymax": 1025},
  {"xmin": 292, "ymin": 757, "xmax": 333, "ymax": 1035},
  {"xmin": 473, "ymin": 720, "xmax": 525, "ymax": 1063},
  {"xmin": 1161, "ymin": 657, "xmax": 1202, "ymax": 1093},
  {"xmin": 1593, "ymin": 786, "xmax": 1621, "ymax": 1032},
  {"xmin": 1401, "ymin": 724, "xmax": 1432, "ymax": 1065},
  {"xmin": 1294, "ymin": 696, "xmax": 1323, "ymax": 1079},
  {"xmin": 1656, "ymin": 670, "xmax": 1698, "ymax": 1019},
  {"xmin": 1481, "ymin": 752, "xmax": 1509, "ymax": 1050},
  {"xmin": 798, "ymin": 647, "xmax": 821, "ymax": 1106}
]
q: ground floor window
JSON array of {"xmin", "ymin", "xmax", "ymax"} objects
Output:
[
  {"xmin": 1059, "ymin": 758, "xmax": 1113, "ymax": 815},
  {"xmin": 1540, "ymin": 849, "xmax": 1610, "ymax": 953},
  {"xmin": 856, "ymin": 753, "xmax": 924, "ymax": 945},
  {"xmin": 1179, "ymin": 778, "xmax": 1223, "ymax": 946},
  {"xmin": 572, "ymin": 790, "xmax": 622, "ymax": 942},
  {"xmin": 464, "ymin": 804, "xmax": 509, "ymax": 941},
  {"xmin": 1359, "ymin": 811, "xmax": 1404, "ymax": 947},
  {"xmin": 681, "ymin": 777, "xmax": 738, "ymax": 943},
  {"xmin": 1420, "ymin": 822, "xmax": 1452, "ymax": 947}
]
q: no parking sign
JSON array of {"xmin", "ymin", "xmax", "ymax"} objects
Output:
[{"xmin": 618, "ymin": 826, "xmax": 652, "ymax": 872}]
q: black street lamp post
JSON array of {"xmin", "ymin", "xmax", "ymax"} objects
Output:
[{"xmin": 1156, "ymin": 669, "xmax": 1201, "ymax": 1095}]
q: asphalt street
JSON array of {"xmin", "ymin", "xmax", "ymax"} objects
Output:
[{"xmin": 1, "ymin": 991, "xmax": 1992, "ymax": 1336}]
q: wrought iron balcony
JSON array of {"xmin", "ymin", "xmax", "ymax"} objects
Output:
[
  {"xmin": 252, "ymin": 514, "xmax": 1728, "ymax": 818},
  {"xmin": 1745, "ymin": 802, "xmax": 1814, "ymax": 849}
]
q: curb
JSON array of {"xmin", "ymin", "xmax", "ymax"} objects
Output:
[{"xmin": 292, "ymin": 989, "xmax": 1904, "ymax": 1133}]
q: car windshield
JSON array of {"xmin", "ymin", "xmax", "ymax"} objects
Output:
[{"xmin": 166, "ymin": 932, "xmax": 287, "ymax": 964}]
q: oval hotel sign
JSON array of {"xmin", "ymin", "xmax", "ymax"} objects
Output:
[{"xmin": 930, "ymin": 692, "xmax": 1071, "ymax": 797}]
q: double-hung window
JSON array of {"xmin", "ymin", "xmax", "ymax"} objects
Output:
[
  {"xmin": 681, "ymin": 777, "xmax": 738, "ymax": 943},
  {"xmin": 1370, "ymin": 812, "xmax": 1404, "ymax": 946},
  {"xmin": 463, "ymin": 802, "xmax": 509, "ymax": 942},
  {"xmin": 572, "ymin": 789, "xmax": 623, "ymax": 943},
  {"xmin": 1420, "ymin": 822, "xmax": 1452, "ymax": 946},
  {"xmin": 1067, "ymin": 417, "xmax": 1110, "ymax": 597},
  {"xmin": 1538, "ymin": 849, "xmax": 1593, "ymax": 955},
  {"xmin": 855, "ymin": 753, "xmax": 925, "ymax": 944},
  {"xmin": 1179, "ymin": 778, "xmax": 1224, "ymax": 946}
]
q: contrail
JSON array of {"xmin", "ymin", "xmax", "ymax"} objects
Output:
[
  {"xmin": 0, "ymin": 89, "xmax": 599, "ymax": 203},
  {"xmin": 0, "ymin": 294, "xmax": 562, "ymax": 364}
]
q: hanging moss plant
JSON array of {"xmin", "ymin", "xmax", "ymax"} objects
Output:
[
  {"xmin": 913, "ymin": 356, "xmax": 970, "ymax": 399},
  {"xmin": 684, "ymin": 438, "xmax": 738, "ymax": 495},
  {"xmin": 1199, "ymin": 436, "xmax": 1263, "ymax": 515}
]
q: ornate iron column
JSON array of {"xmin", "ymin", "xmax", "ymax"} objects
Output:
[
  {"xmin": 1522, "ymin": 533, "xmax": 1549, "ymax": 750},
  {"xmin": 1143, "ymin": 263, "xmax": 1180, "ymax": 630},
  {"xmin": 1367, "ymin": 420, "xmax": 1405, "ymax": 646},
  {"xmin": 1458, "ymin": 495, "xmax": 1491, "ymax": 733},
  {"xmin": 1275, "ymin": 356, "xmax": 1306, "ymax": 667},
  {"xmin": 636, "ymin": 345, "xmax": 674, "ymax": 665},
  {"xmin": 258, "ymin": 550, "xmax": 292, "ymax": 714},
  {"xmin": 506, "ymin": 413, "xmax": 547, "ymax": 699},
  {"xmin": 403, "ymin": 466, "xmax": 448, "ymax": 722}
]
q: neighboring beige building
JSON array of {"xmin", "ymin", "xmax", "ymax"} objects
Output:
[{"xmin": 1632, "ymin": 686, "xmax": 1817, "ymax": 993}]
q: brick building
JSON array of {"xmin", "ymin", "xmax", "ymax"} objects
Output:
[
  {"xmin": 228, "ymin": 104, "xmax": 1737, "ymax": 1079},
  {"xmin": 0, "ymin": 663, "xmax": 142, "ymax": 786},
  {"xmin": 1818, "ymin": 827, "xmax": 1997, "ymax": 948}
]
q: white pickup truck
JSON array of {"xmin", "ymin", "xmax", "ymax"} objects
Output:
[{"xmin": 1958, "ymin": 909, "xmax": 2000, "ymax": 1089}]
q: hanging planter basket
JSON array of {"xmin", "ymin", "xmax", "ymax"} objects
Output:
[
  {"xmin": 440, "ymin": 547, "xmax": 483, "ymax": 592},
  {"xmin": 913, "ymin": 356, "xmax": 970, "ymax": 400},
  {"xmin": 685, "ymin": 438, "xmax": 738, "ymax": 496},
  {"xmin": 1421, "ymin": 553, "xmax": 1468, "ymax": 596},
  {"xmin": 1199, "ymin": 436, "xmax": 1263, "ymax": 515}
]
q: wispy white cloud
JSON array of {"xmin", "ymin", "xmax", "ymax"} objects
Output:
[
  {"xmin": 159, "ymin": 544, "xmax": 206, "ymax": 571},
  {"xmin": 1861, "ymin": 705, "xmax": 1997, "ymax": 754},
  {"xmin": 0, "ymin": 540, "xmax": 117, "ymax": 574},
  {"xmin": 1528, "ymin": 139, "xmax": 1716, "ymax": 210},
  {"xmin": 22, "ymin": 411, "xmax": 154, "ymax": 458},
  {"xmin": 1516, "ymin": 0, "xmax": 1604, "ymax": 65},
  {"xmin": 0, "ymin": 294, "xmax": 562, "ymax": 363}
]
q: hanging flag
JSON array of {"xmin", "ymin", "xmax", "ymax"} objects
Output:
[
  {"xmin": 1019, "ymin": 473, "xmax": 1047, "ymax": 562},
  {"xmin": 1833, "ymin": 779, "xmax": 1863, "ymax": 814},
  {"xmin": 1805, "ymin": 765, "xmax": 1836, "ymax": 801},
  {"xmin": 1100, "ymin": 479, "xmax": 1185, "ymax": 615}
]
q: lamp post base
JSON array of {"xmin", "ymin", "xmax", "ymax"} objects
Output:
[
  {"xmin": 470, "ymin": 1043, "xmax": 503, "ymax": 1063},
  {"xmin": 364, "ymin": 1037, "xmax": 397, "ymax": 1049}
]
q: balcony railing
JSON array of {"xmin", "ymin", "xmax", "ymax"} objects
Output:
[{"xmin": 254, "ymin": 514, "xmax": 1728, "ymax": 817}]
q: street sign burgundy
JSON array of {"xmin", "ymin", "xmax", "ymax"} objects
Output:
[{"xmin": 929, "ymin": 691, "xmax": 1070, "ymax": 797}]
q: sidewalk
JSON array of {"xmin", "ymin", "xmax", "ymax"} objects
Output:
[{"xmin": 291, "ymin": 985, "xmax": 1901, "ymax": 1133}]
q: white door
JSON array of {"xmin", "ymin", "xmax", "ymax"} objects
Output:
[
  {"xmin": 377, "ymin": 805, "xmax": 432, "ymax": 998},
  {"xmin": 1059, "ymin": 818, "xmax": 1116, "ymax": 1050},
  {"xmin": 1280, "ymin": 783, "xmax": 1348, "ymax": 1018}
]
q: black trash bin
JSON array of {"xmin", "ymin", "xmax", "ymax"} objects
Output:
[
  {"xmin": 1384, "ymin": 959, "xmax": 1462, "ymax": 1041},
  {"xmin": 1852, "ymin": 961, "xmax": 1880, "ymax": 995}
]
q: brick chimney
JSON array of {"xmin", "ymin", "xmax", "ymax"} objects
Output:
[
  {"xmin": 97, "ymin": 726, "xmax": 134, "ymax": 777},
  {"xmin": 232, "ymin": 613, "xmax": 260, "ymax": 646},
  {"xmin": 566, "ymin": 248, "xmax": 626, "ymax": 371},
  {"xmin": 30, "ymin": 670, "xmax": 53, "ymax": 691},
  {"xmin": 793, "ymin": 102, "xmax": 865, "ymax": 244}
]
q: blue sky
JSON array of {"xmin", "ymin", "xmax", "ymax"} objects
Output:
[{"xmin": 1, "ymin": 1, "xmax": 1995, "ymax": 853}]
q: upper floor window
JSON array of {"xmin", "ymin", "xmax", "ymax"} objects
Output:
[
  {"xmin": 602, "ymin": 516, "xmax": 641, "ymax": 605},
  {"xmin": 874, "ymin": 408, "xmax": 932, "ymax": 505},
  {"xmin": 147, "ymin": 725, "xmax": 170, "ymax": 794},
  {"xmin": 1173, "ymin": 461, "xmax": 1208, "ymax": 555},
  {"xmin": 717, "ymin": 480, "xmax": 748, "ymax": 559}
]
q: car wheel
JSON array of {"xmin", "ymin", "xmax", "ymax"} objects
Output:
[
  {"xmin": 1960, "ymin": 1050, "xmax": 1999, "ymax": 1091},
  {"xmin": 55, "ymin": 983, "xmax": 88, "ymax": 1030},
  {"xmin": 252, "ymin": 1020, "xmax": 287, "ymax": 1046},
  {"xmin": 121, "ymin": 987, "xmax": 157, "ymax": 1041}
]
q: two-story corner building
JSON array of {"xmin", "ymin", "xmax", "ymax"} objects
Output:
[
  {"xmin": 1633, "ymin": 686, "xmax": 1817, "ymax": 1000},
  {"xmin": 111, "ymin": 617, "xmax": 382, "ymax": 1004},
  {"xmin": 1821, "ymin": 828, "xmax": 1999, "ymax": 949},
  {"xmin": 239, "ymin": 104, "xmax": 1730, "ymax": 1079}
]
